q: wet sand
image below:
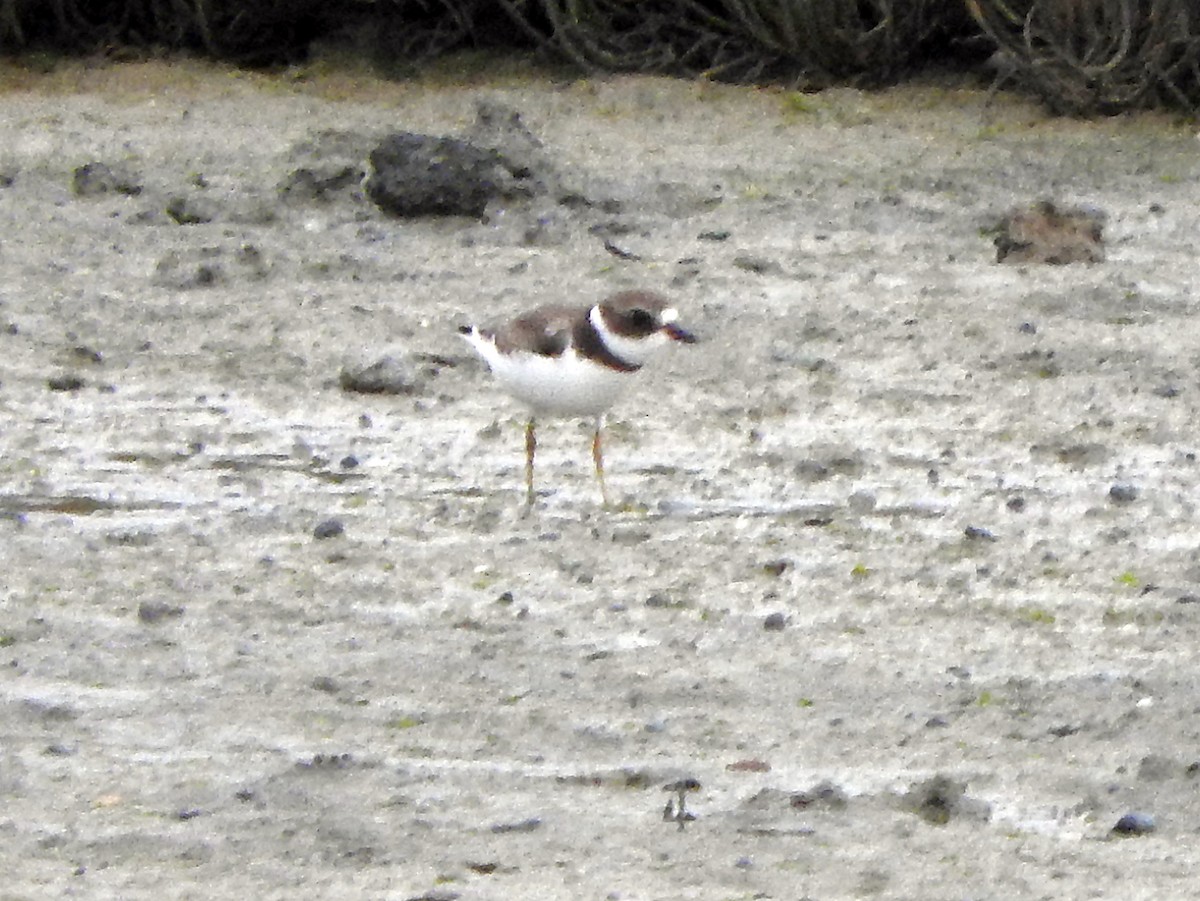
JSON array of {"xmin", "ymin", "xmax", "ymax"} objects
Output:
[{"xmin": 1, "ymin": 59, "xmax": 1199, "ymax": 898}]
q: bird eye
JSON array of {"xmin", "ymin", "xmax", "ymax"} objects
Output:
[{"xmin": 627, "ymin": 309, "xmax": 655, "ymax": 329}]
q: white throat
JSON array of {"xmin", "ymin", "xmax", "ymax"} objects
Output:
[{"xmin": 589, "ymin": 305, "xmax": 671, "ymax": 368}]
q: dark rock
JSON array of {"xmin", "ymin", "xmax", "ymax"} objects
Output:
[
  {"xmin": 313, "ymin": 519, "xmax": 345, "ymax": 540},
  {"xmin": 994, "ymin": 200, "xmax": 1105, "ymax": 264},
  {"xmin": 490, "ymin": 816, "xmax": 542, "ymax": 834},
  {"xmin": 47, "ymin": 374, "xmax": 85, "ymax": 391},
  {"xmin": 311, "ymin": 675, "xmax": 339, "ymax": 693},
  {"xmin": 645, "ymin": 593, "xmax": 676, "ymax": 609},
  {"xmin": 1112, "ymin": 812, "xmax": 1156, "ymax": 835},
  {"xmin": 339, "ymin": 354, "xmax": 420, "ymax": 395},
  {"xmin": 72, "ymin": 161, "xmax": 143, "ymax": 197},
  {"xmin": 364, "ymin": 130, "xmax": 539, "ymax": 219},
  {"xmin": 763, "ymin": 612, "xmax": 787, "ymax": 631},
  {"xmin": 137, "ymin": 600, "xmax": 185, "ymax": 624},
  {"xmin": 964, "ymin": 525, "xmax": 997, "ymax": 541},
  {"xmin": 603, "ymin": 238, "xmax": 640, "ymax": 260},
  {"xmin": 1108, "ymin": 483, "xmax": 1139, "ymax": 504}
]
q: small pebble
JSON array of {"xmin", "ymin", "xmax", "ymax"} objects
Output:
[
  {"xmin": 964, "ymin": 525, "xmax": 997, "ymax": 541},
  {"xmin": 763, "ymin": 612, "xmax": 787, "ymax": 631},
  {"xmin": 313, "ymin": 519, "xmax": 345, "ymax": 540},
  {"xmin": 47, "ymin": 374, "xmax": 85, "ymax": 391},
  {"xmin": 1109, "ymin": 484, "xmax": 1139, "ymax": 504},
  {"xmin": 137, "ymin": 600, "xmax": 184, "ymax": 624},
  {"xmin": 732, "ymin": 253, "xmax": 782, "ymax": 275},
  {"xmin": 490, "ymin": 816, "xmax": 542, "ymax": 834},
  {"xmin": 1112, "ymin": 812, "xmax": 1156, "ymax": 836}
]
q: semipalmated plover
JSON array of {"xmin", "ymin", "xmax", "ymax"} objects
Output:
[{"xmin": 459, "ymin": 289, "xmax": 697, "ymax": 511}]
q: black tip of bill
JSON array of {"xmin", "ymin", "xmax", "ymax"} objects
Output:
[{"xmin": 666, "ymin": 324, "xmax": 698, "ymax": 344}]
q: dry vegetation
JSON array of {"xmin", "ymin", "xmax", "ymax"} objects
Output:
[
  {"xmin": 965, "ymin": 0, "xmax": 1200, "ymax": 114},
  {"xmin": 0, "ymin": 0, "xmax": 1198, "ymax": 111}
]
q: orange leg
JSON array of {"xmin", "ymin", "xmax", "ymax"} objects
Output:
[
  {"xmin": 524, "ymin": 418, "xmax": 537, "ymax": 512},
  {"xmin": 592, "ymin": 415, "xmax": 612, "ymax": 509}
]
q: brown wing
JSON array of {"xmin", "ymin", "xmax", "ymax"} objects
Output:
[{"xmin": 491, "ymin": 304, "xmax": 587, "ymax": 357}]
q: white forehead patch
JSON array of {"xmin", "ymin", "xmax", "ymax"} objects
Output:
[{"xmin": 660, "ymin": 307, "xmax": 679, "ymax": 324}]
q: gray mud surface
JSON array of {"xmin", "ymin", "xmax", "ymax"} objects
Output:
[{"xmin": 2, "ymin": 61, "xmax": 1200, "ymax": 899}]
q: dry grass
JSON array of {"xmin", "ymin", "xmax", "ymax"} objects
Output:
[
  {"xmin": 966, "ymin": 0, "xmax": 1200, "ymax": 113},
  {"xmin": 2, "ymin": 0, "xmax": 1198, "ymax": 112}
]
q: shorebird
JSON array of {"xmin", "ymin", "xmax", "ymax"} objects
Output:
[{"xmin": 458, "ymin": 289, "xmax": 696, "ymax": 511}]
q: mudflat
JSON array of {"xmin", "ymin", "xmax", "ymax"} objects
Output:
[{"xmin": 2, "ymin": 58, "xmax": 1198, "ymax": 899}]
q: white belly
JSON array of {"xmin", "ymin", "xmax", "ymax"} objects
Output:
[{"xmin": 488, "ymin": 348, "xmax": 631, "ymax": 416}]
